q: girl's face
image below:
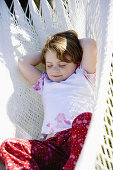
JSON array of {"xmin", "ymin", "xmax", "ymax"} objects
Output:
[{"xmin": 45, "ymin": 50, "xmax": 77, "ymax": 82}]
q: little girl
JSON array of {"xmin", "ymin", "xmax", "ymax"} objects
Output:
[{"xmin": 0, "ymin": 30, "xmax": 97, "ymax": 170}]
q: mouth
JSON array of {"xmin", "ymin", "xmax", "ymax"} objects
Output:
[{"xmin": 51, "ymin": 75, "xmax": 62, "ymax": 78}]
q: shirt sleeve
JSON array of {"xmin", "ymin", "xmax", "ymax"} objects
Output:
[
  {"xmin": 80, "ymin": 65, "xmax": 96, "ymax": 85},
  {"xmin": 32, "ymin": 71, "xmax": 47, "ymax": 95}
]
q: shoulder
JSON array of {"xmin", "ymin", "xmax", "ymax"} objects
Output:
[
  {"xmin": 32, "ymin": 71, "xmax": 47, "ymax": 93},
  {"xmin": 76, "ymin": 65, "xmax": 96, "ymax": 86},
  {"xmin": 80, "ymin": 38, "xmax": 97, "ymax": 74}
]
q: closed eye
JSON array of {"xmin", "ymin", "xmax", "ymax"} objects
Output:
[
  {"xmin": 46, "ymin": 65, "xmax": 52, "ymax": 68},
  {"xmin": 59, "ymin": 64, "xmax": 66, "ymax": 67}
]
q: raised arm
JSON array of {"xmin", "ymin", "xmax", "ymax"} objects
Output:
[
  {"xmin": 80, "ymin": 38, "xmax": 97, "ymax": 74},
  {"xmin": 18, "ymin": 52, "xmax": 42, "ymax": 85}
]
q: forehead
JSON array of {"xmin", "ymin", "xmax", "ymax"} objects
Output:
[
  {"xmin": 45, "ymin": 50, "xmax": 60, "ymax": 62},
  {"xmin": 45, "ymin": 49, "xmax": 71, "ymax": 64}
]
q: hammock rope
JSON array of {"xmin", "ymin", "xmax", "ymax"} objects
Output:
[{"xmin": 0, "ymin": 0, "xmax": 113, "ymax": 169}]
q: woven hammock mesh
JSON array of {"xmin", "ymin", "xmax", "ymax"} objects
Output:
[
  {"xmin": 95, "ymin": 63, "xmax": 113, "ymax": 169},
  {"xmin": 0, "ymin": 0, "xmax": 113, "ymax": 169}
]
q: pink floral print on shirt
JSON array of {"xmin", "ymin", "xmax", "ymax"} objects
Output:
[
  {"xmin": 34, "ymin": 81, "xmax": 41, "ymax": 91},
  {"xmin": 33, "ymin": 71, "xmax": 47, "ymax": 94},
  {"xmin": 46, "ymin": 123, "xmax": 54, "ymax": 134},
  {"xmin": 55, "ymin": 113, "xmax": 71, "ymax": 128}
]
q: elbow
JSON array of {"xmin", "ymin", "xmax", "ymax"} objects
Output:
[
  {"xmin": 90, "ymin": 39, "xmax": 97, "ymax": 51},
  {"xmin": 18, "ymin": 57, "xmax": 24, "ymax": 63},
  {"xmin": 18, "ymin": 57, "xmax": 24, "ymax": 71},
  {"xmin": 92, "ymin": 40, "xmax": 97, "ymax": 64},
  {"xmin": 88, "ymin": 39, "xmax": 97, "ymax": 52},
  {"xmin": 89, "ymin": 39, "xmax": 97, "ymax": 62},
  {"xmin": 18, "ymin": 57, "xmax": 22, "ymax": 66}
]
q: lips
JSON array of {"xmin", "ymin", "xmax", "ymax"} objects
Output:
[{"xmin": 52, "ymin": 75, "xmax": 62, "ymax": 77}]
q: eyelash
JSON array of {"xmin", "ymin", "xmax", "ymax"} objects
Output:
[
  {"xmin": 59, "ymin": 65, "xmax": 66, "ymax": 67},
  {"xmin": 47, "ymin": 65, "xmax": 66, "ymax": 68},
  {"xmin": 47, "ymin": 65, "xmax": 52, "ymax": 68}
]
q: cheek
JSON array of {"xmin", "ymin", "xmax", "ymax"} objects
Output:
[
  {"xmin": 60, "ymin": 69, "xmax": 70, "ymax": 77},
  {"xmin": 64, "ymin": 67, "xmax": 75, "ymax": 76},
  {"xmin": 46, "ymin": 68, "xmax": 51, "ymax": 75}
]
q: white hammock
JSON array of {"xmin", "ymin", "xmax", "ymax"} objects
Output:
[{"xmin": 0, "ymin": 0, "xmax": 113, "ymax": 169}]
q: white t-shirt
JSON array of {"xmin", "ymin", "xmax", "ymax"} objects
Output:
[{"xmin": 33, "ymin": 65, "xmax": 96, "ymax": 135}]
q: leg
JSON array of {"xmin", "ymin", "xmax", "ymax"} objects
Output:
[
  {"xmin": 63, "ymin": 112, "xmax": 92, "ymax": 170},
  {"xmin": 0, "ymin": 138, "xmax": 40, "ymax": 170},
  {"xmin": 0, "ymin": 129, "xmax": 72, "ymax": 170}
]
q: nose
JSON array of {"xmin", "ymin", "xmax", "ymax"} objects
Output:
[{"xmin": 52, "ymin": 66, "xmax": 59, "ymax": 72}]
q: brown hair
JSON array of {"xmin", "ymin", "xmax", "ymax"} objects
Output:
[{"xmin": 41, "ymin": 30, "xmax": 83, "ymax": 64}]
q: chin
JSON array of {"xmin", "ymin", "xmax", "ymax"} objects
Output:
[{"xmin": 49, "ymin": 77, "xmax": 64, "ymax": 82}]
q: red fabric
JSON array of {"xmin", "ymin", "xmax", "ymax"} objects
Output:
[{"xmin": 0, "ymin": 112, "xmax": 92, "ymax": 170}]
